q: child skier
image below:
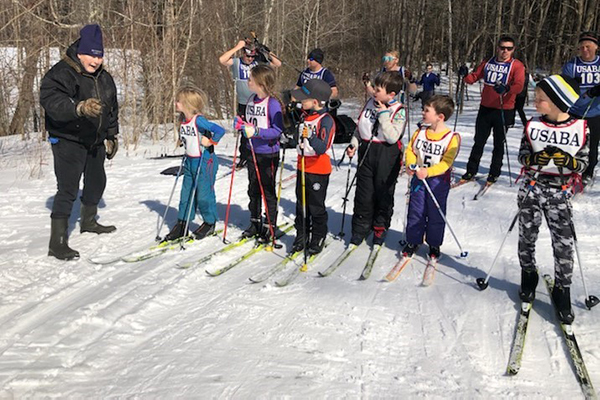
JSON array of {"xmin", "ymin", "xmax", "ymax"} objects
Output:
[
  {"xmin": 517, "ymin": 75, "xmax": 589, "ymax": 324},
  {"xmin": 346, "ymin": 71, "xmax": 406, "ymax": 246},
  {"xmin": 403, "ymin": 95, "xmax": 460, "ymax": 259},
  {"xmin": 164, "ymin": 86, "xmax": 226, "ymax": 241},
  {"xmin": 289, "ymin": 79, "xmax": 336, "ymax": 255},
  {"xmin": 235, "ymin": 64, "xmax": 284, "ymax": 242}
]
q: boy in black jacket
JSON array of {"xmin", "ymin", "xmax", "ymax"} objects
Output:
[{"xmin": 40, "ymin": 24, "xmax": 119, "ymax": 260}]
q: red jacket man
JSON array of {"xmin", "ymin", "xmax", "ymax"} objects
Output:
[{"xmin": 461, "ymin": 35, "xmax": 525, "ymax": 183}]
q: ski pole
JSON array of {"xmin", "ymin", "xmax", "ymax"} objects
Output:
[
  {"xmin": 330, "ymin": 142, "xmax": 339, "ymax": 171},
  {"xmin": 300, "ymin": 133, "xmax": 308, "ymax": 271},
  {"xmin": 222, "ymin": 130, "xmax": 240, "ymax": 244},
  {"xmin": 248, "ymin": 138, "xmax": 280, "ymax": 250},
  {"xmin": 342, "ymin": 136, "xmax": 375, "ymax": 203},
  {"xmin": 399, "ymin": 174, "xmax": 411, "ymax": 246},
  {"xmin": 337, "ymin": 148, "xmax": 353, "ymax": 237},
  {"xmin": 557, "ymin": 166, "xmax": 599, "ymax": 309},
  {"xmin": 498, "ymin": 88, "xmax": 513, "ymax": 187},
  {"xmin": 180, "ymin": 151, "xmax": 205, "ymax": 250},
  {"xmin": 275, "ymin": 144, "xmax": 286, "ymax": 216},
  {"xmin": 476, "ymin": 171, "xmax": 540, "ymax": 290},
  {"xmin": 336, "ymin": 137, "xmax": 375, "ymax": 239},
  {"xmin": 410, "ymin": 165, "xmax": 468, "ymax": 258},
  {"xmin": 156, "ymin": 154, "xmax": 187, "ymax": 241},
  {"xmin": 453, "ymin": 75, "xmax": 462, "ymax": 132},
  {"xmin": 405, "ymin": 82, "xmax": 411, "ymax": 134}
]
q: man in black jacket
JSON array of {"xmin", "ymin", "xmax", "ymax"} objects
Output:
[{"xmin": 40, "ymin": 24, "xmax": 119, "ymax": 260}]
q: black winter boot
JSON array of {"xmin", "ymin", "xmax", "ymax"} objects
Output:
[
  {"xmin": 519, "ymin": 269, "xmax": 539, "ymax": 303},
  {"xmin": 552, "ymin": 284, "xmax": 574, "ymax": 324},
  {"xmin": 48, "ymin": 218, "xmax": 80, "ymax": 260},
  {"xmin": 164, "ymin": 220, "xmax": 189, "ymax": 242},
  {"xmin": 193, "ymin": 222, "xmax": 215, "ymax": 240},
  {"xmin": 241, "ymin": 218, "xmax": 262, "ymax": 239},
  {"xmin": 80, "ymin": 204, "xmax": 116, "ymax": 234}
]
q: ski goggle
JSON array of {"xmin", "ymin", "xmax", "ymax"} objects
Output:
[{"xmin": 382, "ymin": 56, "xmax": 395, "ymax": 62}]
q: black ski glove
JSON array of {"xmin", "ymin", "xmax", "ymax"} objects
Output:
[
  {"xmin": 588, "ymin": 83, "xmax": 600, "ymax": 98},
  {"xmin": 494, "ymin": 83, "xmax": 510, "ymax": 95},
  {"xmin": 527, "ymin": 150, "xmax": 551, "ymax": 166},
  {"xmin": 551, "ymin": 149, "xmax": 577, "ymax": 171}
]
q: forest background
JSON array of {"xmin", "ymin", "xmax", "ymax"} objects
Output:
[{"xmin": 0, "ymin": 0, "xmax": 598, "ymax": 147}]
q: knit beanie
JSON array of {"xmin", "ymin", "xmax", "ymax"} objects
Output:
[
  {"xmin": 537, "ymin": 75, "xmax": 580, "ymax": 113},
  {"xmin": 578, "ymin": 31, "xmax": 599, "ymax": 46},
  {"xmin": 77, "ymin": 24, "xmax": 104, "ymax": 57},
  {"xmin": 308, "ymin": 48, "xmax": 324, "ymax": 64}
]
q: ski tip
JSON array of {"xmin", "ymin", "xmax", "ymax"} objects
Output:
[
  {"xmin": 475, "ymin": 277, "xmax": 489, "ymax": 290},
  {"xmin": 317, "ymin": 271, "xmax": 327, "ymax": 277}
]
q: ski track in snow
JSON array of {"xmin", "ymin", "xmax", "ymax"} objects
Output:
[{"xmin": 0, "ymin": 79, "xmax": 599, "ymax": 398}]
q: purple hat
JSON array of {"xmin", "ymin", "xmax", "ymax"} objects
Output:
[{"xmin": 78, "ymin": 24, "xmax": 104, "ymax": 57}]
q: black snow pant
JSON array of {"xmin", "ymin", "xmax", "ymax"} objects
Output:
[
  {"xmin": 351, "ymin": 140, "xmax": 402, "ymax": 243},
  {"xmin": 295, "ymin": 172, "xmax": 330, "ymax": 241},
  {"xmin": 50, "ymin": 138, "xmax": 107, "ymax": 219},
  {"xmin": 465, "ymin": 105, "xmax": 515, "ymax": 178},
  {"xmin": 515, "ymin": 95, "xmax": 527, "ymax": 127},
  {"xmin": 247, "ymin": 152, "xmax": 279, "ymax": 225},
  {"xmin": 583, "ymin": 115, "xmax": 600, "ymax": 179}
]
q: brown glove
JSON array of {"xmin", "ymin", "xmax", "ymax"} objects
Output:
[
  {"xmin": 105, "ymin": 137, "xmax": 118, "ymax": 160},
  {"xmin": 76, "ymin": 98, "xmax": 102, "ymax": 118}
]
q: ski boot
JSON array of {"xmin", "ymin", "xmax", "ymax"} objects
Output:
[
  {"xmin": 552, "ymin": 284, "xmax": 574, "ymax": 324},
  {"xmin": 307, "ymin": 236, "xmax": 326, "ymax": 256},
  {"xmin": 461, "ymin": 172, "xmax": 475, "ymax": 181},
  {"xmin": 193, "ymin": 222, "xmax": 215, "ymax": 240},
  {"xmin": 428, "ymin": 246, "xmax": 441, "ymax": 260},
  {"xmin": 163, "ymin": 220, "xmax": 189, "ymax": 242},
  {"xmin": 372, "ymin": 226, "xmax": 387, "ymax": 246},
  {"xmin": 291, "ymin": 233, "xmax": 305, "ymax": 253},
  {"xmin": 241, "ymin": 218, "xmax": 262, "ymax": 239},
  {"xmin": 402, "ymin": 243, "xmax": 418, "ymax": 257},
  {"xmin": 519, "ymin": 269, "xmax": 539, "ymax": 303},
  {"xmin": 486, "ymin": 174, "xmax": 499, "ymax": 184}
]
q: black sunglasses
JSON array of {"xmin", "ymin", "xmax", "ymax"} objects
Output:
[{"xmin": 499, "ymin": 46, "xmax": 514, "ymax": 51}]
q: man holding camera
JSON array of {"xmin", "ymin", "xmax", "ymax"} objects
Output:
[{"xmin": 220, "ymin": 38, "xmax": 281, "ymax": 169}]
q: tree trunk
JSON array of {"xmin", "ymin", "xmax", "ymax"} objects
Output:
[{"xmin": 9, "ymin": 46, "xmax": 41, "ymax": 138}]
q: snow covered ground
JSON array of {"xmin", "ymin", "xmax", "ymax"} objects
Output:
[{"xmin": 1, "ymin": 79, "xmax": 599, "ymax": 399}]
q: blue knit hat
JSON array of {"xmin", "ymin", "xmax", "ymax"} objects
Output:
[{"xmin": 77, "ymin": 24, "xmax": 104, "ymax": 57}]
